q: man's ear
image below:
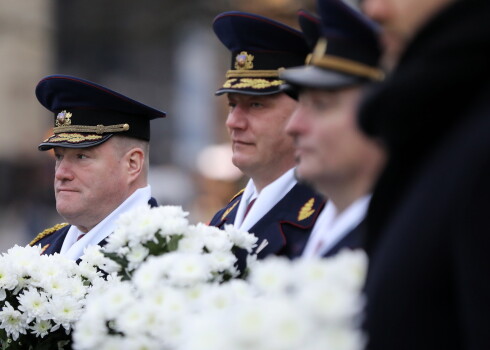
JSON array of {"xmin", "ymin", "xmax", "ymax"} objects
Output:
[{"xmin": 126, "ymin": 148, "xmax": 145, "ymax": 182}]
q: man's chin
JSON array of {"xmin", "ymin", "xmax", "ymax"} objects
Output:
[{"xmin": 293, "ymin": 168, "xmax": 317, "ymax": 189}]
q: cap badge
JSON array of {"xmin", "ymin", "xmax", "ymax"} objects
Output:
[
  {"xmin": 234, "ymin": 51, "xmax": 254, "ymax": 70},
  {"xmin": 55, "ymin": 110, "xmax": 72, "ymax": 127}
]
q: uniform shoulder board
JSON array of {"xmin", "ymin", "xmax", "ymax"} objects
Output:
[
  {"xmin": 29, "ymin": 223, "xmax": 69, "ymax": 247},
  {"xmin": 228, "ymin": 188, "xmax": 245, "ymax": 203}
]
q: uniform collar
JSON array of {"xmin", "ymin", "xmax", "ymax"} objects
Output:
[{"xmin": 60, "ymin": 185, "xmax": 152, "ymax": 260}]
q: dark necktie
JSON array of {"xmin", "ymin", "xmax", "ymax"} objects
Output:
[{"xmin": 243, "ymin": 198, "xmax": 256, "ymax": 219}]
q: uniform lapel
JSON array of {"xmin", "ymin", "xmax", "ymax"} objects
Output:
[
  {"xmin": 250, "ymin": 183, "xmax": 325, "ymax": 259},
  {"xmin": 41, "ymin": 226, "xmax": 70, "ymax": 255}
]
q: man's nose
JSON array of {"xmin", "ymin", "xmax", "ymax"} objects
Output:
[
  {"xmin": 55, "ymin": 159, "xmax": 74, "ymax": 181},
  {"xmin": 226, "ymin": 106, "xmax": 247, "ymax": 130}
]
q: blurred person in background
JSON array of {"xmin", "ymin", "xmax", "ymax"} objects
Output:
[
  {"xmin": 208, "ymin": 12, "xmax": 325, "ymax": 270},
  {"xmin": 357, "ymin": 0, "xmax": 490, "ymax": 348},
  {"xmin": 29, "ymin": 75, "xmax": 166, "ymax": 261},
  {"xmin": 282, "ymin": 0, "xmax": 385, "ymax": 258}
]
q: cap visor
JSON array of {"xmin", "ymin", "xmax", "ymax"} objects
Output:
[
  {"xmin": 280, "ymin": 65, "xmax": 365, "ymax": 90},
  {"xmin": 38, "ymin": 133, "xmax": 113, "ymax": 151}
]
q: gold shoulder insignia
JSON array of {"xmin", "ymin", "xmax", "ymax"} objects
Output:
[
  {"xmin": 29, "ymin": 223, "xmax": 69, "ymax": 247},
  {"xmin": 221, "ymin": 200, "xmax": 240, "ymax": 221},
  {"xmin": 229, "ymin": 188, "xmax": 245, "ymax": 203},
  {"xmin": 298, "ymin": 198, "xmax": 316, "ymax": 221},
  {"xmin": 40, "ymin": 244, "xmax": 50, "ymax": 254}
]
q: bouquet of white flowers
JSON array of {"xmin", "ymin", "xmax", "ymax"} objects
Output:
[
  {"xmin": 74, "ymin": 246, "xmax": 368, "ymax": 350},
  {"xmin": 72, "ymin": 204, "xmax": 259, "ymax": 349},
  {"xmin": 0, "ymin": 245, "xmax": 103, "ymax": 350},
  {"xmin": 179, "ymin": 249, "xmax": 368, "ymax": 350},
  {"xmin": 85, "ymin": 205, "xmax": 258, "ymax": 282}
]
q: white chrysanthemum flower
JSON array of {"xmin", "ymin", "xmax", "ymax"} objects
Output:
[
  {"xmin": 80, "ymin": 245, "xmax": 106, "ymax": 266},
  {"xmin": 194, "ymin": 283, "xmax": 238, "ymax": 312},
  {"xmin": 97, "ymin": 281, "xmax": 135, "ymax": 319},
  {"xmin": 178, "ymin": 314, "xmax": 232, "ymax": 350},
  {"xmin": 42, "ymin": 275, "xmax": 69, "ymax": 296},
  {"xmin": 256, "ymin": 297, "xmax": 311, "ymax": 350},
  {"xmin": 132, "ymin": 257, "xmax": 165, "ymax": 292},
  {"xmin": 226, "ymin": 299, "xmax": 269, "ymax": 348},
  {"xmin": 126, "ymin": 244, "xmax": 150, "ymax": 270},
  {"xmin": 30, "ymin": 319, "xmax": 52, "ymax": 338},
  {"xmin": 176, "ymin": 235, "xmax": 205, "ymax": 253},
  {"xmin": 164, "ymin": 253, "xmax": 212, "ymax": 287},
  {"xmin": 297, "ymin": 281, "xmax": 364, "ymax": 320},
  {"xmin": 0, "ymin": 259, "xmax": 18, "ymax": 291},
  {"xmin": 121, "ymin": 336, "xmax": 161, "ymax": 350},
  {"xmin": 0, "ymin": 301, "xmax": 28, "ymax": 341},
  {"xmin": 97, "ymin": 335, "xmax": 127, "ymax": 350},
  {"xmin": 63, "ymin": 276, "xmax": 88, "ymax": 300},
  {"xmin": 104, "ymin": 226, "xmax": 131, "ymax": 252},
  {"xmin": 47, "ymin": 295, "xmax": 84, "ymax": 331},
  {"xmin": 310, "ymin": 325, "xmax": 366, "ymax": 350},
  {"xmin": 192, "ymin": 223, "xmax": 233, "ymax": 253},
  {"xmin": 327, "ymin": 248, "xmax": 368, "ymax": 290},
  {"xmin": 225, "ymin": 279, "xmax": 257, "ymax": 300},
  {"xmin": 17, "ymin": 288, "xmax": 48, "ymax": 320},
  {"xmin": 72, "ymin": 307, "xmax": 108, "ymax": 350},
  {"xmin": 207, "ymin": 251, "xmax": 238, "ymax": 274},
  {"xmin": 223, "ymin": 224, "xmax": 258, "ymax": 252},
  {"xmin": 115, "ymin": 302, "xmax": 148, "ymax": 336},
  {"xmin": 247, "ymin": 256, "xmax": 292, "ymax": 294},
  {"xmin": 155, "ymin": 205, "xmax": 189, "ymax": 220}
]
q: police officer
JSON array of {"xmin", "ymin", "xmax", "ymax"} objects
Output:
[
  {"xmin": 30, "ymin": 75, "xmax": 165, "ymax": 260},
  {"xmin": 208, "ymin": 12, "xmax": 325, "ymax": 266},
  {"xmin": 281, "ymin": 0, "xmax": 385, "ymax": 258}
]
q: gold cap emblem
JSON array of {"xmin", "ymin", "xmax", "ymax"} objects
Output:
[
  {"xmin": 55, "ymin": 110, "xmax": 72, "ymax": 127},
  {"xmin": 234, "ymin": 51, "xmax": 254, "ymax": 70}
]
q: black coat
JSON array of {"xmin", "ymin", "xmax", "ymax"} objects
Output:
[
  {"xmin": 322, "ymin": 219, "xmax": 365, "ymax": 258},
  {"xmin": 358, "ymin": 0, "xmax": 490, "ymax": 348}
]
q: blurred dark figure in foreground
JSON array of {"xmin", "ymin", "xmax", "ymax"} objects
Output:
[{"xmin": 359, "ymin": 0, "xmax": 490, "ymax": 348}]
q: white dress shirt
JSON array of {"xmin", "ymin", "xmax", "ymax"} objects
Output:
[
  {"xmin": 234, "ymin": 168, "xmax": 297, "ymax": 232},
  {"xmin": 59, "ymin": 185, "xmax": 152, "ymax": 260},
  {"xmin": 302, "ymin": 194, "xmax": 371, "ymax": 258}
]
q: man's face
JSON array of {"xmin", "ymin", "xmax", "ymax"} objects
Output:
[
  {"xmin": 226, "ymin": 92, "xmax": 297, "ymax": 182},
  {"xmin": 53, "ymin": 138, "xmax": 131, "ymax": 232},
  {"xmin": 362, "ymin": 0, "xmax": 454, "ymax": 70},
  {"xmin": 286, "ymin": 87, "xmax": 385, "ymax": 192}
]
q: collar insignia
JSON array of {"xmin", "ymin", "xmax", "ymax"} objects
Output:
[
  {"xmin": 221, "ymin": 200, "xmax": 239, "ymax": 221},
  {"xmin": 41, "ymin": 244, "xmax": 50, "ymax": 254},
  {"xmin": 298, "ymin": 198, "xmax": 315, "ymax": 221},
  {"xmin": 55, "ymin": 110, "xmax": 72, "ymax": 127},
  {"xmin": 235, "ymin": 51, "xmax": 254, "ymax": 70}
]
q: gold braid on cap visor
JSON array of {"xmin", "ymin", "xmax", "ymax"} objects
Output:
[
  {"xmin": 53, "ymin": 123, "xmax": 130, "ymax": 135},
  {"xmin": 306, "ymin": 38, "xmax": 385, "ymax": 81},
  {"xmin": 224, "ymin": 68, "xmax": 285, "ymax": 89}
]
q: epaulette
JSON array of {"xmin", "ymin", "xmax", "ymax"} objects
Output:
[
  {"xmin": 29, "ymin": 223, "xmax": 69, "ymax": 246},
  {"xmin": 228, "ymin": 188, "xmax": 245, "ymax": 203}
]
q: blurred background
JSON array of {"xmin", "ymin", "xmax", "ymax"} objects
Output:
[{"xmin": 0, "ymin": 0, "xmax": 364, "ymax": 251}]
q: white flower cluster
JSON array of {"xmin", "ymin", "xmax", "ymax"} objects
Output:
[
  {"xmin": 0, "ymin": 245, "xmax": 103, "ymax": 348},
  {"xmin": 94, "ymin": 205, "xmax": 258, "ymax": 284},
  {"xmin": 73, "ymin": 204, "xmax": 260, "ymax": 349},
  {"xmin": 180, "ymin": 249, "xmax": 368, "ymax": 350},
  {"xmin": 73, "ymin": 249, "xmax": 368, "ymax": 350}
]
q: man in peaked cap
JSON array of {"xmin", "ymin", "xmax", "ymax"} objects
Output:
[
  {"xmin": 29, "ymin": 75, "xmax": 166, "ymax": 260},
  {"xmin": 208, "ymin": 11, "xmax": 325, "ymax": 269},
  {"xmin": 282, "ymin": 0, "xmax": 386, "ymax": 258}
]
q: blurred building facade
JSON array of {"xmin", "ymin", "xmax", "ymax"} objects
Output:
[{"xmin": 0, "ymin": 0, "xmax": 318, "ymax": 251}]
